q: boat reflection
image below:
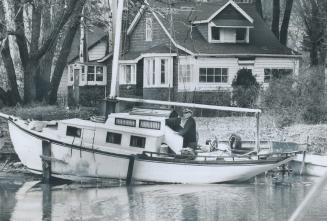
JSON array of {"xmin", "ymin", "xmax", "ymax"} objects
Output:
[{"xmin": 4, "ymin": 175, "xmax": 327, "ymax": 221}]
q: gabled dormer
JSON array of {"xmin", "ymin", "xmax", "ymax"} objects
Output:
[{"xmin": 193, "ymin": 0, "xmax": 254, "ymax": 44}]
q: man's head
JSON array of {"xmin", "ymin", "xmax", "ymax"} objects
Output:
[{"xmin": 183, "ymin": 108, "xmax": 193, "ymax": 119}]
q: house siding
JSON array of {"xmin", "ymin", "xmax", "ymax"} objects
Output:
[
  {"xmin": 68, "ymin": 85, "xmax": 106, "ymax": 107},
  {"xmin": 214, "ymin": 5, "xmax": 247, "ymax": 20},
  {"xmin": 143, "ymin": 88, "xmax": 172, "ymax": 101},
  {"xmin": 128, "ymin": 11, "xmax": 171, "ymax": 52},
  {"xmin": 253, "ymin": 57, "xmax": 299, "ymax": 83},
  {"xmin": 88, "ymin": 41, "xmax": 107, "ymax": 61}
]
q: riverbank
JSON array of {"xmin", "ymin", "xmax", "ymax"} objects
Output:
[{"xmin": 0, "ymin": 105, "xmax": 326, "ymax": 170}]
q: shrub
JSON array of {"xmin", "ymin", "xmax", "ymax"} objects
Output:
[{"xmin": 232, "ymin": 69, "xmax": 260, "ymax": 108}]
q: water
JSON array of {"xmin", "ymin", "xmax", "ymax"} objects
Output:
[{"xmin": 0, "ymin": 175, "xmax": 327, "ymax": 221}]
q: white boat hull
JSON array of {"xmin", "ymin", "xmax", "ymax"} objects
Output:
[
  {"xmin": 8, "ymin": 120, "xmax": 131, "ymax": 181},
  {"xmin": 291, "ymin": 154, "xmax": 327, "ymax": 176},
  {"xmin": 132, "ymin": 155, "xmax": 293, "ymax": 184}
]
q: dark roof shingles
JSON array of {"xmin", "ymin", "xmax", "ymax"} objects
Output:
[{"xmin": 150, "ymin": 1, "xmax": 298, "ymax": 56}]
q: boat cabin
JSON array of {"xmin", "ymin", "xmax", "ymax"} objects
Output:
[{"xmin": 55, "ymin": 107, "xmax": 182, "ymax": 154}]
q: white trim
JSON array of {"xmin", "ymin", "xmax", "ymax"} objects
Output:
[
  {"xmin": 192, "ymin": 0, "xmax": 253, "ymax": 24},
  {"xmin": 143, "ymin": 57, "xmax": 173, "ymax": 88},
  {"xmin": 119, "ymin": 53, "xmax": 178, "ymax": 64},
  {"xmin": 151, "ymin": 11, "xmax": 194, "ymax": 55},
  {"xmin": 127, "ymin": 5, "xmax": 146, "ymax": 35}
]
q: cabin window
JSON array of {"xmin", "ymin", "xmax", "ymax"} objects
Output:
[
  {"xmin": 119, "ymin": 64, "xmax": 136, "ymax": 84},
  {"xmin": 139, "ymin": 120, "xmax": 161, "ymax": 130},
  {"xmin": 264, "ymin": 68, "xmax": 293, "ymax": 83},
  {"xmin": 130, "ymin": 136, "xmax": 146, "ymax": 148},
  {"xmin": 144, "ymin": 57, "xmax": 173, "ymax": 87},
  {"xmin": 115, "ymin": 118, "xmax": 136, "ymax": 127},
  {"xmin": 179, "ymin": 64, "xmax": 192, "ymax": 83},
  {"xmin": 106, "ymin": 132, "xmax": 122, "ymax": 144},
  {"xmin": 199, "ymin": 68, "xmax": 228, "ymax": 83},
  {"xmin": 145, "ymin": 18, "xmax": 153, "ymax": 41},
  {"xmin": 66, "ymin": 126, "xmax": 81, "ymax": 137},
  {"xmin": 211, "ymin": 27, "xmax": 220, "ymax": 40}
]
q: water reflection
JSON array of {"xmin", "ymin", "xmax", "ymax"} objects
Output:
[{"xmin": 1, "ymin": 175, "xmax": 327, "ymax": 221}]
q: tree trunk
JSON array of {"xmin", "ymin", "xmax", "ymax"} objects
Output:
[
  {"xmin": 255, "ymin": 0, "xmax": 263, "ymax": 18},
  {"xmin": 1, "ymin": 38, "xmax": 21, "ymax": 104},
  {"xmin": 47, "ymin": 0, "xmax": 86, "ymax": 105},
  {"xmin": 272, "ymin": 0, "xmax": 280, "ymax": 39},
  {"xmin": 280, "ymin": 0, "xmax": 293, "ymax": 45},
  {"xmin": 36, "ymin": 3, "xmax": 57, "ymax": 102}
]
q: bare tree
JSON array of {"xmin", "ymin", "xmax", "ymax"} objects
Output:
[
  {"xmin": 280, "ymin": 0, "xmax": 294, "ymax": 45},
  {"xmin": 272, "ymin": 0, "xmax": 280, "ymax": 39},
  {"xmin": 0, "ymin": 1, "xmax": 21, "ymax": 105},
  {"xmin": 1, "ymin": 0, "xmax": 83, "ymax": 104},
  {"xmin": 47, "ymin": 0, "xmax": 86, "ymax": 105}
]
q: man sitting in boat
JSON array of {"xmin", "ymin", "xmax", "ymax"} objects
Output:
[{"xmin": 177, "ymin": 108, "xmax": 197, "ymax": 149}]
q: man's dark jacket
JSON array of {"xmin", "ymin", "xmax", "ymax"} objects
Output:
[{"xmin": 178, "ymin": 117, "xmax": 197, "ymax": 147}]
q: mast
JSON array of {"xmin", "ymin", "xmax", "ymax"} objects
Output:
[{"xmin": 109, "ymin": 0, "xmax": 124, "ymax": 98}]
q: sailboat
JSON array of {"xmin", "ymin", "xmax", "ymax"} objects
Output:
[{"xmin": 0, "ymin": 0, "xmax": 297, "ymax": 184}]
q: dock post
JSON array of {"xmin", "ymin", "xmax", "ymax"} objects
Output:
[
  {"xmin": 255, "ymin": 113, "xmax": 260, "ymax": 153},
  {"xmin": 126, "ymin": 156, "xmax": 135, "ymax": 186},
  {"xmin": 42, "ymin": 140, "xmax": 51, "ymax": 183}
]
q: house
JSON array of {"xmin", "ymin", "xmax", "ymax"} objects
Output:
[
  {"xmin": 59, "ymin": 26, "xmax": 112, "ymax": 106},
  {"xmin": 117, "ymin": 0, "xmax": 300, "ymax": 105}
]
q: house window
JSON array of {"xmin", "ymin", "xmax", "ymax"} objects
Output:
[
  {"xmin": 264, "ymin": 68, "xmax": 293, "ymax": 83},
  {"xmin": 236, "ymin": 28, "xmax": 246, "ymax": 41},
  {"xmin": 69, "ymin": 65, "xmax": 74, "ymax": 82},
  {"xmin": 66, "ymin": 126, "xmax": 81, "ymax": 137},
  {"xmin": 106, "ymin": 132, "xmax": 122, "ymax": 144},
  {"xmin": 144, "ymin": 57, "xmax": 172, "ymax": 87},
  {"xmin": 199, "ymin": 68, "xmax": 228, "ymax": 83},
  {"xmin": 96, "ymin": 66, "xmax": 104, "ymax": 81},
  {"xmin": 211, "ymin": 27, "xmax": 220, "ymax": 40},
  {"xmin": 119, "ymin": 64, "xmax": 136, "ymax": 84},
  {"xmin": 130, "ymin": 135, "xmax": 146, "ymax": 148},
  {"xmin": 145, "ymin": 18, "xmax": 153, "ymax": 41},
  {"xmin": 179, "ymin": 64, "xmax": 192, "ymax": 83},
  {"xmin": 87, "ymin": 66, "xmax": 95, "ymax": 81},
  {"xmin": 161, "ymin": 59, "xmax": 167, "ymax": 84}
]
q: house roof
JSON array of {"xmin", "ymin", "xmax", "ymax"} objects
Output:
[
  {"xmin": 131, "ymin": 0, "xmax": 299, "ymax": 57},
  {"xmin": 211, "ymin": 19, "xmax": 253, "ymax": 27},
  {"xmin": 120, "ymin": 45, "xmax": 178, "ymax": 62},
  {"xmin": 67, "ymin": 26, "xmax": 108, "ymax": 63}
]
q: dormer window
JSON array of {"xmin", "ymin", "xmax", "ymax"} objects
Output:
[
  {"xmin": 211, "ymin": 27, "xmax": 220, "ymax": 40},
  {"xmin": 209, "ymin": 23, "xmax": 249, "ymax": 43},
  {"xmin": 236, "ymin": 28, "xmax": 246, "ymax": 41}
]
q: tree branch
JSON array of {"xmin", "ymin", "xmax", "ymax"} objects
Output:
[{"xmin": 32, "ymin": 0, "xmax": 80, "ymax": 60}]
